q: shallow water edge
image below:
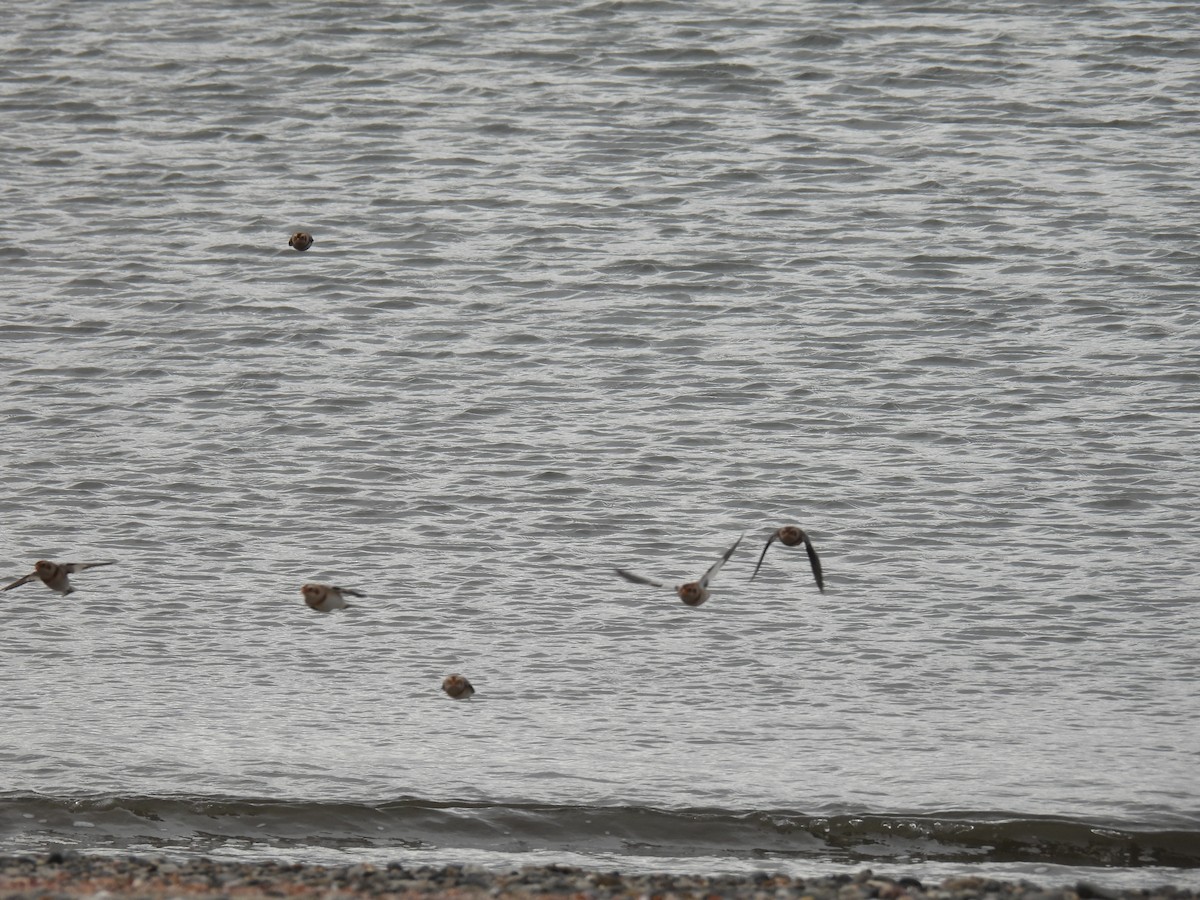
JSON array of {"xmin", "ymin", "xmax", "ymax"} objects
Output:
[{"xmin": 2, "ymin": 794, "xmax": 1198, "ymax": 891}]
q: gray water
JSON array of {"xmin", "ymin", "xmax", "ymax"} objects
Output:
[{"xmin": 2, "ymin": 0, "xmax": 1199, "ymax": 889}]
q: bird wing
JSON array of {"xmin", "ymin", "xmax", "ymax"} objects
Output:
[
  {"xmin": 1, "ymin": 571, "xmax": 39, "ymax": 592},
  {"xmin": 338, "ymin": 587, "xmax": 367, "ymax": 598},
  {"xmin": 749, "ymin": 532, "xmax": 781, "ymax": 582},
  {"xmin": 614, "ymin": 568, "xmax": 665, "ymax": 588},
  {"xmin": 801, "ymin": 534, "xmax": 825, "ymax": 592},
  {"xmin": 65, "ymin": 561, "xmax": 116, "ymax": 573},
  {"xmin": 698, "ymin": 534, "xmax": 743, "ymax": 589}
]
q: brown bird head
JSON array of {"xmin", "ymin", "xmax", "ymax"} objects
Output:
[{"xmin": 777, "ymin": 526, "xmax": 805, "ymax": 546}]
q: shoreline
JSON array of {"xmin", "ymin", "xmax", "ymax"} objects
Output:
[{"xmin": 0, "ymin": 854, "xmax": 1196, "ymax": 900}]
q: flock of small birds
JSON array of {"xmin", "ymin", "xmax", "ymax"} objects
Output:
[
  {"xmin": 0, "ymin": 234, "xmax": 825, "ymax": 704},
  {"xmin": 3, "ymin": 529, "xmax": 822, "ymax": 700}
]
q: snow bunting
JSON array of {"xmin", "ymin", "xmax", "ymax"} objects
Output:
[
  {"xmin": 300, "ymin": 582, "xmax": 364, "ymax": 612},
  {"xmin": 442, "ymin": 674, "xmax": 475, "ymax": 699},
  {"xmin": 1, "ymin": 560, "xmax": 115, "ymax": 596},
  {"xmin": 751, "ymin": 526, "xmax": 824, "ymax": 591},
  {"xmin": 289, "ymin": 231, "xmax": 313, "ymax": 251},
  {"xmin": 615, "ymin": 535, "xmax": 743, "ymax": 607}
]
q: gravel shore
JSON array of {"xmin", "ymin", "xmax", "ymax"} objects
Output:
[{"xmin": 0, "ymin": 854, "xmax": 1195, "ymax": 900}]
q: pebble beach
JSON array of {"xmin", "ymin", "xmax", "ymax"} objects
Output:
[{"xmin": 0, "ymin": 855, "xmax": 1195, "ymax": 900}]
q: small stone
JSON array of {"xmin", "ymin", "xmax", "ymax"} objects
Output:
[{"xmin": 944, "ymin": 877, "xmax": 987, "ymax": 890}]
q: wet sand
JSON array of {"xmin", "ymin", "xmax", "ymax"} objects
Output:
[{"xmin": 0, "ymin": 853, "xmax": 1196, "ymax": 900}]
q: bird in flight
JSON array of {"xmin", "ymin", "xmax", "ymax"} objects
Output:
[
  {"xmin": 2, "ymin": 560, "xmax": 116, "ymax": 596},
  {"xmin": 750, "ymin": 526, "xmax": 824, "ymax": 592},
  {"xmin": 300, "ymin": 583, "xmax": 365, "ymax": 611},
  {"xmin": 442, "ymin": 674, "xmax": 475, "ymax": 699},
  {"xmin": 615, "ymin": 535, "xmax": 743, "ymax": 606}
]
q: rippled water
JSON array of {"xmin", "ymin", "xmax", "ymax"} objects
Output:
[{"xmin": 2, "ymin": 0, "xmax": 1199, "ymax": 889}]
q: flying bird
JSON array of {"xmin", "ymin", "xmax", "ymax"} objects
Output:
[
  {"xmin": 300, "ymin": 583, "xmax": 365, "ymax": 612},
  {"xmin": 751, "ymin": 526, "xmax": 824, "ymax": 591},
  {"xmin": 442, "ymin": 674, "xmax": 475, "ymax": 699},
  {"xmin": 1, "ymin": 560, "xmax": 115, "ymax": 596},
  {"xmin": 289, "ymin": 231, "xmax": 313, "ymax": 251},
  {"xmin": 615, "ymin": 535, "xmax": 743, "ymax": 607}
]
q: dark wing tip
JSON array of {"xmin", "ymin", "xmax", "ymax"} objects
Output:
[
  {"xmin": 614, "ymin": 568, "xmax": 662, "ymax": 587},
  {"xmin": 749, "ymin": 534, "xmax": 778, "ymax": 582},
  {"xmin": 803, "ymin": 536, "xmax": 825, "ymax": 592},
  {"xmin": 69, "ymin": 561, "xmax": 117, "ymax": 572}
]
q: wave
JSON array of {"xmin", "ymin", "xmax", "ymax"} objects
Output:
[{"xmin": 1, "ymin": 794, "xmax": 1197, "ymax": 870}]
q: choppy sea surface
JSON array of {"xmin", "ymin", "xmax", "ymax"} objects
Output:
[{"xmin": 2, "ymin": 0, "xmax": 1199, "ymax": 890}]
